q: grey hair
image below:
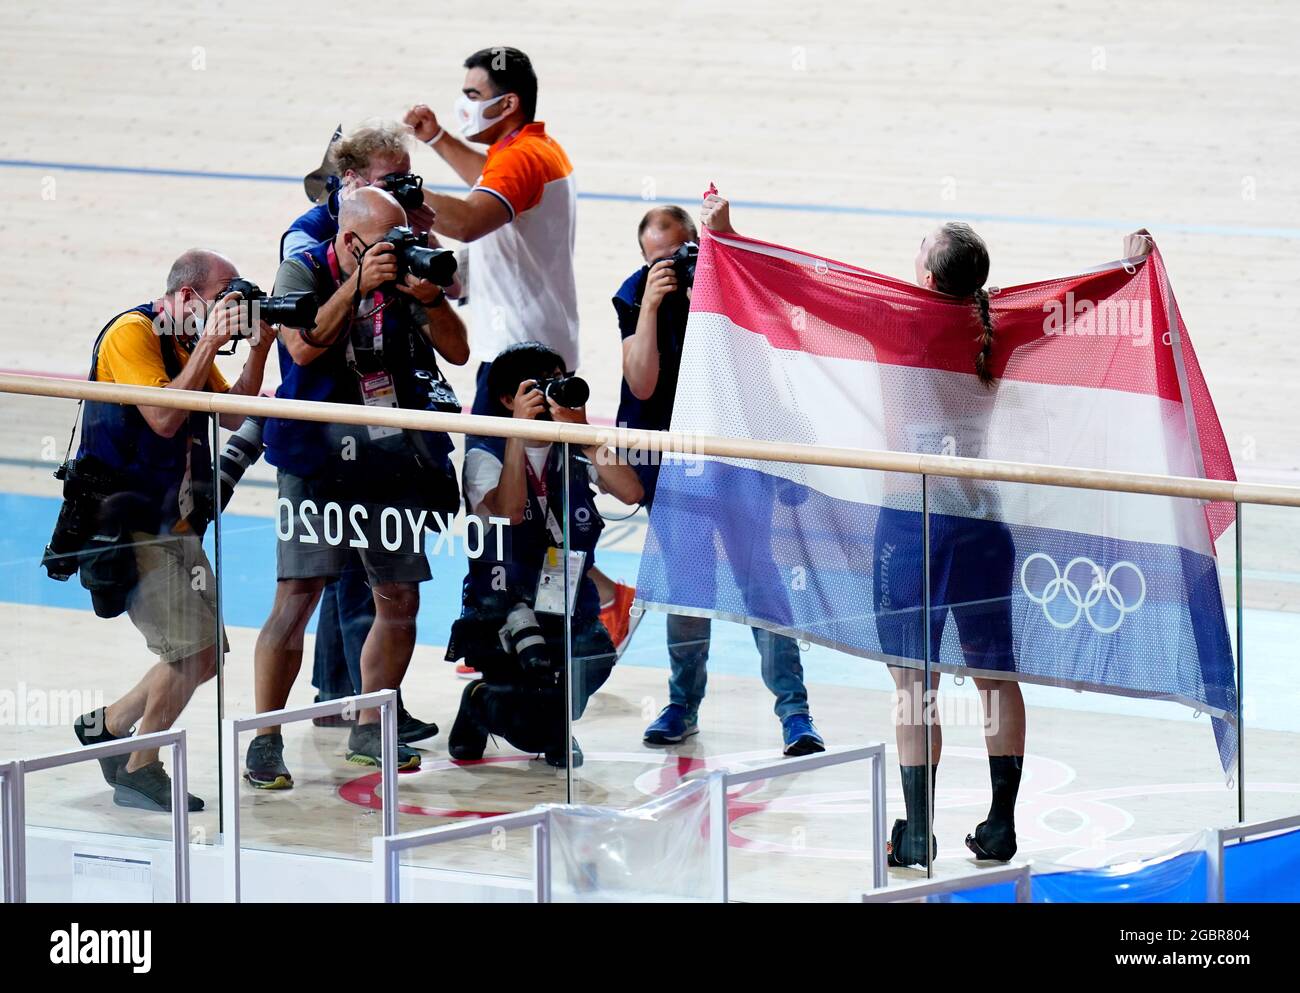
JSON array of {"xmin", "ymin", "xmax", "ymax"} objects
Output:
[{"xmin": 165, "ymin": 248, "xmax": 229, "ymax": 294}]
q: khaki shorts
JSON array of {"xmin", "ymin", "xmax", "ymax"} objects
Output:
[{"xmin": 126, "ymin": 532, "xmax": 228, "ymax": 664}]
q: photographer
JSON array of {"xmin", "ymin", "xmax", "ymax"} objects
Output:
[
  {"xmin": 282, "ymin": 121, "xmax": 444, "ymax": 743},
  {"xmin": 617, "ymin": 206, "xmax": 825, "ymax": 757},
  {"xmin": 248, "ymin": 187, "xmax": 469, "ymax": 787},
  {"xmin": 446, "ymin": 342, "xmax": 643, "ymax": 767},
  {"xmin": 404, "ymin": 46, "xmax": 579, "ymax": 412},
  {"xmin": 65, "ymin": 249, "xmax": 276, "ymax": 812}
]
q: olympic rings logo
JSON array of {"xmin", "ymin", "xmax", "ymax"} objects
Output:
[{"xmin": 1020, "ymin": 554, "xmax": 1146, "ymax": 634}]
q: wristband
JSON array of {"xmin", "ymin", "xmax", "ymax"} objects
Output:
[
  {"xmin": 426, "ymin": 127, "xmax": 446, "ymax": 147},
  {"xmin": 428, "ymin": 288, "xmax": 446, "ymax": 308}
]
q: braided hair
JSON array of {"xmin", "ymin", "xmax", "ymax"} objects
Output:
[{"xmin": 925, "ymin": 222, "xmax": 996, "ymax": 386}]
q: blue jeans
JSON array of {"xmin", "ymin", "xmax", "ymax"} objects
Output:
[
  {"xmin": 665, "ymin": 614, "xmax": 808, "ymax": 721},
  {"xmin": 311, "ymin": 556, "xmax": 375, "ymax": 700}
]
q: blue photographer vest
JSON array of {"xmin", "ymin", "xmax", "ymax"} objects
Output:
[
  {"xmin": 279, "ymin": 189, "xmax": 340, "ymax": 262},
  {"xmin": 262, "ymin": 239, "xmax": 455, "ymax": 479},
  {"xmin": 77, "ymin": 303, "xmax": 214, "ymax": 533},
  {"xmin": 463, "ymin": 436, "xmax": 603, "ymax": 621}
]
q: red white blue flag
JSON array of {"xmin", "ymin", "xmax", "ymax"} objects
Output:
[{"xmin": 635, "ymin": 229, "xmax": 1239, "ymax": 771}]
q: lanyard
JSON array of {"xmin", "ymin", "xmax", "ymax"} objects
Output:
[
  {"xmin": 523, "ymin": 450, "xmax": 565, "ymax": 546},
  {"xmin": 327, "ymin": 243, "xmax": 388, "ymax": 363}
]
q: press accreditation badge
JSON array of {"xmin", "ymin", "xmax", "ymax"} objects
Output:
[
  {"xmin": 358, "ymin": 371, "xmax": 402, "ymax": 440},
  {"xmin": 534, "ymin": 546, "xmax": 587, "ymax": 616}
]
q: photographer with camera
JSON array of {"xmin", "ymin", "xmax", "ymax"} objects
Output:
[
  {"xmin": 445, "ymin": 342, "xmax": 643, "ymax": 767},
  {"xmin": 618, "ymin": 206, "xmax": 825, "ymax": 757},
  {"xmin": 281, "ymin": 120, "xmax": 446, "ymax": 742},
  {"xmin": 404, "ymin": 46, "xmax": 579, "ymax": 412},
  {"xmin": 61, "ymin": 248, "xmax": 277, "ymax": 812},
  {"xmin": 247, "ymin": 186, "xmax": 468, "ymax": 787}
]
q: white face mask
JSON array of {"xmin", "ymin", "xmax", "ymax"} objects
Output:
[{"xmin": 455, "ymin": 92, "xmax": 508, "ymax": 141}]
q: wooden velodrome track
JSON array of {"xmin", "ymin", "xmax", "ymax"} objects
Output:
[{"xmin": 1, "ymin": 1, "xmax": 1299, "ymax": 900}]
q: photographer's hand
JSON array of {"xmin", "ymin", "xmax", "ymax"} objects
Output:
[
  {"xmin": 483, "ymin": 380, "xmax": 546, "ymax": 524},
  {"xmin": 552, "ymin": 399, "xmax": 646, "ymax": 505},
  {"xmin": 357, "ymin": 243, "xmax": 398, "ymax": 296},
  {"xmin": 641, "ymin": 259, "xmax": 678, "ymax": 311},
  {"xmin": 394, "ymin": 273, "xmax": 444, "ymax": 306}
]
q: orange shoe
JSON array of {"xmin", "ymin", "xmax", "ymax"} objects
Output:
[
  {"xmin": 455, "ymin": 663, "xmax": 481, "ymax": 680},
  {"xmin": 600, "ymin": 582, "xmax": 641, "ymax": 656}
]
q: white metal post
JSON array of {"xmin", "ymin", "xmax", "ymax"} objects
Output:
[
  {"xmin": 533, "ymin": 817, "xmax": 552, "ymax": 903},
  {"xmin": 222, "ymin": 716, "xmax": 241, "ymax": 903},
  {"xmin": 171, "ymin": 737, "xmax": 191, "ymax": 902},
  {"xmin": 870, "ymin": 752, "xmax": 888, "ymax": 889},
  {"xmin": 710, "ymin": 772, "xmax": 729, "ymax": 903}
]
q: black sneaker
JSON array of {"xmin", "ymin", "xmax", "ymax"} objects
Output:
[
  {"xmin": 544, "ymin": 738, "xmax": 584, "ymax": 769},
  {"xmin": 447, "ymin": 682, "xmax": 488, "ymax": 761},
  {"xmin": 73, "ymin": 708, "xmax": 130, "ymax": 787},
  {"xmin": 346, "ymin": 723, "xmax": 421, "ymax": 770},
  {"xmin": 398, "ymin": 706, "xmax": 439, "ymax": 744},
  {"xmin": 244, "ymin": 732, "xmax": 293, "ymax": 790},
  {"xmin": 114, "ymin": 762, "xmax": 204, "ymax": 812}
]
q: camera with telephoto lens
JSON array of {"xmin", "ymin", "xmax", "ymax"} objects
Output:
[
  {"xmin": 531, "ymin": 374, "xmax": 589, "ymax": 420},
  {"xmin": 378, "ymin": 172, "xmax": 425, "ymax": 211},
  {"xmin": 383, "ymin": 225, "xmax": 459, "ymax": 287},
  {"xmin": 499, "ymin": 602, "xmax": 550, "ymax": 671},
  {"xmin": 221, "ymin": 278, "xmax": 319, "ymax": 331}
]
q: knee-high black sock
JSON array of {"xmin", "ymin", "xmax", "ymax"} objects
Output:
[{"xmin": 986, "ymin": 754, "xmax": 1023, "ymax": 827}]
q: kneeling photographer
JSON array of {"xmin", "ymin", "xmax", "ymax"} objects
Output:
[
  {"xmin": 54, "ymin": 248, "xmax": 278, "ymax": 812},
  {"xmin": 446, "ymin": 342, "xmax": 643, "ymax": 767},
  {"xmin": 249, "ymin": 186, "xmax": 469, "ymax": 787}
]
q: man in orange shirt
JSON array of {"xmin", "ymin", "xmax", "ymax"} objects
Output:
[
  {"xmin": 67, "ymin": 249, "xmax": 276, "ymax": 812},
  {"xmin": 405, "ymin": 46, "xmax": 580, "ymax": 390}
]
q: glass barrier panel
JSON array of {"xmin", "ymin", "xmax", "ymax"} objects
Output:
[
  {"xmin": 1237, "ymin": 502, "xmax": 1300, "ymax": 826},
  {"xmin": 924, "ymin": 478, "xmax": 1238, "ymax": 888},
  {"xmin": 0, "ymin": 392, "xmax": 217, "ymax": 900},
  {"xmin": 568, "ymin": 443, "xmax": 898, "ymax": 901},
  {"xmin": 217, "ymin": 405, "xmax": 568, "ymax": 895}
]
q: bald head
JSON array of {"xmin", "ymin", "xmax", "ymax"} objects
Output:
[
  {"xmin": 165, "ymin": 248, "xmax": 237, "ymax": 296},
  {"xmin": 338, "ymin": 186, "xmax": 407, "ymax": 245}
]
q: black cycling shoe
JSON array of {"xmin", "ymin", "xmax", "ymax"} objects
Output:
[
  {"xmin": 886, "ymin": 818, "xmax": 937, "ymax": 868},
  {"xmin": 114, "ymin": 762, "xmax": 204, "ymax": 812},
  {"xmin": 398, "ymin": 706, "xmax": 439, "ymax": 745},
  {"xmin": 244, "ymin": 732, "xmax": 293, "ymax": 790},
  {"xmin": 74, "ymin": 708, "xmax": 131, "ymax": 787},
  {"xmin": 965, "ymin": 755, "xmax": 1022, "ymax": 861},
  {"xmin": 346, "ymin": 723, "xmax": 421, "ymax": 770},
  {"xmin": 544, "ymin": 739, "xmax": 584, "ymax": 769},
  {"xmin": 965, "ymin": 820, "xmax": 1017, "ymax": 861}
]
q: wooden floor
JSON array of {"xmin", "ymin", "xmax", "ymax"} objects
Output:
[{"xmin": 2, "ymin": 1, "xmax": 1299, "ymax": 899}]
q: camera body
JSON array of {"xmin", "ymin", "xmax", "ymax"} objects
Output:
[
  {"xmin": 383, "ymin": 225, "xmax": 459, "ymax": 287},
  {"xmin": 532, "ymin": 374, "xmax": 590, "ymax": 420},
  {"xmin": 221, "ymin": 278, "xmax": 319, "ymax": 331},
  {"xmin": 658, "ymin": 241, "xmax": 699, "ymax": 292},
  {"xmin": 378, "ymin": 172, "xmax": 424, "ymax": 211}
]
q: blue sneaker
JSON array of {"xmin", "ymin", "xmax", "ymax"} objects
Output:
[
  {"xmin": 781, "ymin": 714, "xmax": 825, "ymax": 756},
  {"xmin": 643, "ymin": 704, "xmax": 699, "ymax": 745}
]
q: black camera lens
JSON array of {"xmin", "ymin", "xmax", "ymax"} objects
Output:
[
  {"xmin": 258, "ymin": 293, "xmax": 318, "ymax": 326},
  {"xmin": 382, "ymin": 225, "xmax": 459, "ymax": 287},
  {"xmin": 537, "ymin": 375, "xmax": 590, "ymax": 409}
]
